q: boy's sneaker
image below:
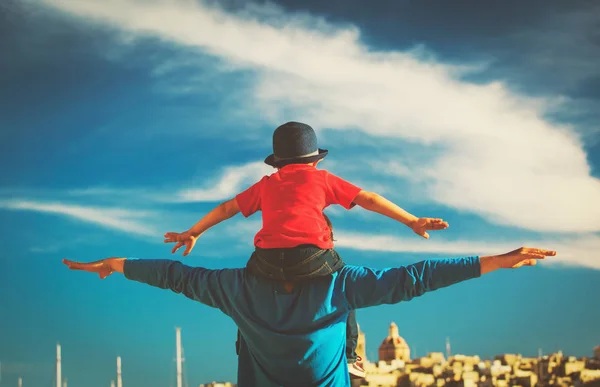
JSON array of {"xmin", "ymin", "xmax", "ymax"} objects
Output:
[{"xmin": 348, "ymin": 356, "xmax": 366, "ymax": 379}]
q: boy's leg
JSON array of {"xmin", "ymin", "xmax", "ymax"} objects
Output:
[
  {"xmin": 347, "ymin": 310, "xmax": 366, "ymax": 379},
  {"xmin": 346, "ymin": 310, "xmax": 358, "ymax": 362},
  {"xmin": 235, "ymin": 329, "xmax": 241, "ymax": 355}
]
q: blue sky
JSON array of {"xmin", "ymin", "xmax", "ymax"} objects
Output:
[{"xmin": 1, "ymin": 0, "xmax": 599, "ymax": 385}]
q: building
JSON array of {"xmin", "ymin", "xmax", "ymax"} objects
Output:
[
  {"xmin": 361, "ymin": 322, "xmax": 410, "ymax": 386},
  {"xmin": 353, "ymin": 323, "xmax": 600, "ymax": 387},
  {"xmin": 378, "ymin": 322, "xmax": 410, "ymax": 363},
  {"xmin": 580, "ymin": 369, "xmax": 600, "ymax": 385}
]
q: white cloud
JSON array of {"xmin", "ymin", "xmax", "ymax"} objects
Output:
[
  {"xmin": 175, "ymin": 161, "xmax": 273, "ymax": 202},
  {"xmin": 58, "ymin": 162, "xmax": 274, "ymax": 204},
  {"xmin": 35, "ymin": 0, "xmax": 600, "ymax": 235},
  {"xmin": 30, "ymin": 246, "xmax": 61, "ymax": 253},
  {"xmin": 28, "ymin": 236, "xmax": 92, "ymax": 253},
  {"xmin": 335, "ymin": 231, "xmax": 600, "ymax": 270},
  {"xmin": 0, "ymin": 199, "xmax": 157, "ymax": 236},
  {"xmin": 0, "ymin": 162, "xmax": 272, "ymax": 242}
]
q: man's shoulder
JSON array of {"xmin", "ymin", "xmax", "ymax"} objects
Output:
[
  {"xmin": 338, "ymin": 264, "xmax": 376, "ymax": 273},
  {"xmin": 334, "ymin": 265, "xmax": 375, "ymax": 282},
  {"xmin": 202, "ymin": 267, "xmax": 250, "ymax": 293},
  {"xmin": 212, "ymin": 267, "xmax": 248, "ymax": 278},
  {"xmin": 195, "ymin": 266, "xmax": 247, "ymax": 283},
  {"xmin": 335, "ymin": 265, "xmax": 398, "ymax": 284}
]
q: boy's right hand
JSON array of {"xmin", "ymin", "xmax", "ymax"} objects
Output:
[{"xmin": 164, "ymin": 231, "xmax": 198, "ymax": 256}]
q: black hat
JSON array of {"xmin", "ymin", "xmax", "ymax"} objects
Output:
[{"xmin": 264, "ymin": 122, "xmax": 328, "ymax": 168}]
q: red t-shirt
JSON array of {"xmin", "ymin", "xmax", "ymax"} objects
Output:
[{"xmin": 235, "ymin": 164, "xmax": 362, "ymax": 249}]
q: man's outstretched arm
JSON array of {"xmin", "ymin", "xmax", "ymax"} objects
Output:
[
  {"xmin": 62, "ymin": 258, "xmax": 239, "ymax": 314},
  {"xmin": 343, "ymin": 247, "xmax": 556, "ymax": 309}
]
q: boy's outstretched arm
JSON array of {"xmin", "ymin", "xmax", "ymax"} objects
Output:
[
  {"xmin": 185, "ymin": 198, "xmax": 241, "ymax": 237},
  {"xmin": 353, "ymin": 191, "xmax": 447, "ymax": 239},
  {"xmin": 164, "ymin": 198, "xmax": 241, "ymax": 256}
]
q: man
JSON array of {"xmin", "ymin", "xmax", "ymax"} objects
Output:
[{"xmin": 63, "ymin": 246, "xmax": 555, "ymax": 387}]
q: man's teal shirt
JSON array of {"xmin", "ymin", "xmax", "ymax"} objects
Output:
[{"xmin": 124, "ymin": 257, "xmax": 480, "ymax": 386}]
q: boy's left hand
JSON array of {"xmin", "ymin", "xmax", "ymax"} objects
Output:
[
  {"xmin": 411, "ymin": 218, "xmax": 449, "ymax": 239},
  {"xmin": 164, "ymin": 231, "xmax": 198, "ymax": 256}
]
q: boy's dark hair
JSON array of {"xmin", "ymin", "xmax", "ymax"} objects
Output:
[{"xmin": 323, "ymin": 213, "xmax": 335, "ymax": 241}]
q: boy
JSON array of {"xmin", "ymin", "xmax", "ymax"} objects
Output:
[{"xmin": 164, "ymin": 122, "xmax": 449, "ymax": 378}]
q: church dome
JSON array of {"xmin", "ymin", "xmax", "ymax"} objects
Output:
[{"xmin": 378, "ymin": 322, "xmax": 410, "ymax": 363}]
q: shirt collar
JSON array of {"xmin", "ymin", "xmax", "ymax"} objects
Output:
[{"xmin": 279, "ymin": 163, "xmax": 316, "ymax": 171}]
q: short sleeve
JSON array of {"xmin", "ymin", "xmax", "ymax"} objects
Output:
[
  {"xmin": 324, "ymin": 172, "xmax": 362, "ymax": 209},
  {"xmin": 235, "ymin": 176, "xmax": 267, "ymax": 217}
]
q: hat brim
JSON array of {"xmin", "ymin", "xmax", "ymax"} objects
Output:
[{"xmin": 264, "ymin": 148, "xmax": 328, "ymax": 168}]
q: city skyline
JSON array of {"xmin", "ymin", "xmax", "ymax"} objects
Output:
[
  {"xmin": 3, "ymin": 325, "xmax": 598, "ymax": 386},
  {"xmin": 1, "ymin": 0, "xmax": 599, "ymax": 386}
]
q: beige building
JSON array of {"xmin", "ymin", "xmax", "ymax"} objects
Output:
[
  {"xmin": 495, "ymin": 354, "xmax": 520, "ymax": 367},
  {"xmin": 513, "ymin": 369, "xmax": 538, "ymax": 387},
  {"xmin": 418, "ymin": 352, "xmax": 446, "ymax": 368},
  {"xmin": 378, "ymin": 322, "xmax": 410, "ymax": 363},
  {"xmin": 594, "ymin": 345, "xmax": 600, "ymax": 360},
  {"xmin": 356, "ymin": 347, "xmax": 600, "ymax": 387},
  {"xmin": 360, "ymin": 322, "xmax": 410, "ymax": 386},
  {"xmin": 409, "ymin": 371, "xmax": 435, "ymax": 387},
  {"xmin": 581, "ymin": 369, "xmax": 600, "ymax": 384}
]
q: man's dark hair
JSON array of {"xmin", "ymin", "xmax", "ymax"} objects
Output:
[{"xmin": 323, "ymin": 213, "xmax": 335, "ymax": 241}]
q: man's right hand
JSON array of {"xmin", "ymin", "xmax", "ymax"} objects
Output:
[
  {"xmin": 164, "ymin": 231, "xmax": 198, "ymax": 256},
  {"xmin": 480, "ymin": 247, "xmax": 556, "ymax": 275}
]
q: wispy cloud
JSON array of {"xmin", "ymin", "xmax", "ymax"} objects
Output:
[
  {"xmin": 30, "ymin": 245, "xmax": 64, "ymax": 253},
  {"xmin": 34, "ymin": 0, "xmax": 600, "ymax": 235},
  {"xmin": 336, "ymin": 232, "xmax": 600, "ymax": 270},
  {"xmin": 0, "ymin": 164, "xmax": 275, "ymax": 243},
  {"xmin": 175, "ymin": 162, "xmax": 273, "ymax": 202},
  {"xmin": 0, "ymin": 199, "xmax": 157, "ymax": 237},
  {"xmin": 50, "ymin": 162, "xmax": 274, "ymax": 204},
  {"xmin": 28, "ymin": 236, "xmax": 92, "ymax": 254}
]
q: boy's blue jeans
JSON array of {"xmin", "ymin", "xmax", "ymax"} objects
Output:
[{"xmin": 236, "ymin": 245, "xmax": 359, "ymax": 362}]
